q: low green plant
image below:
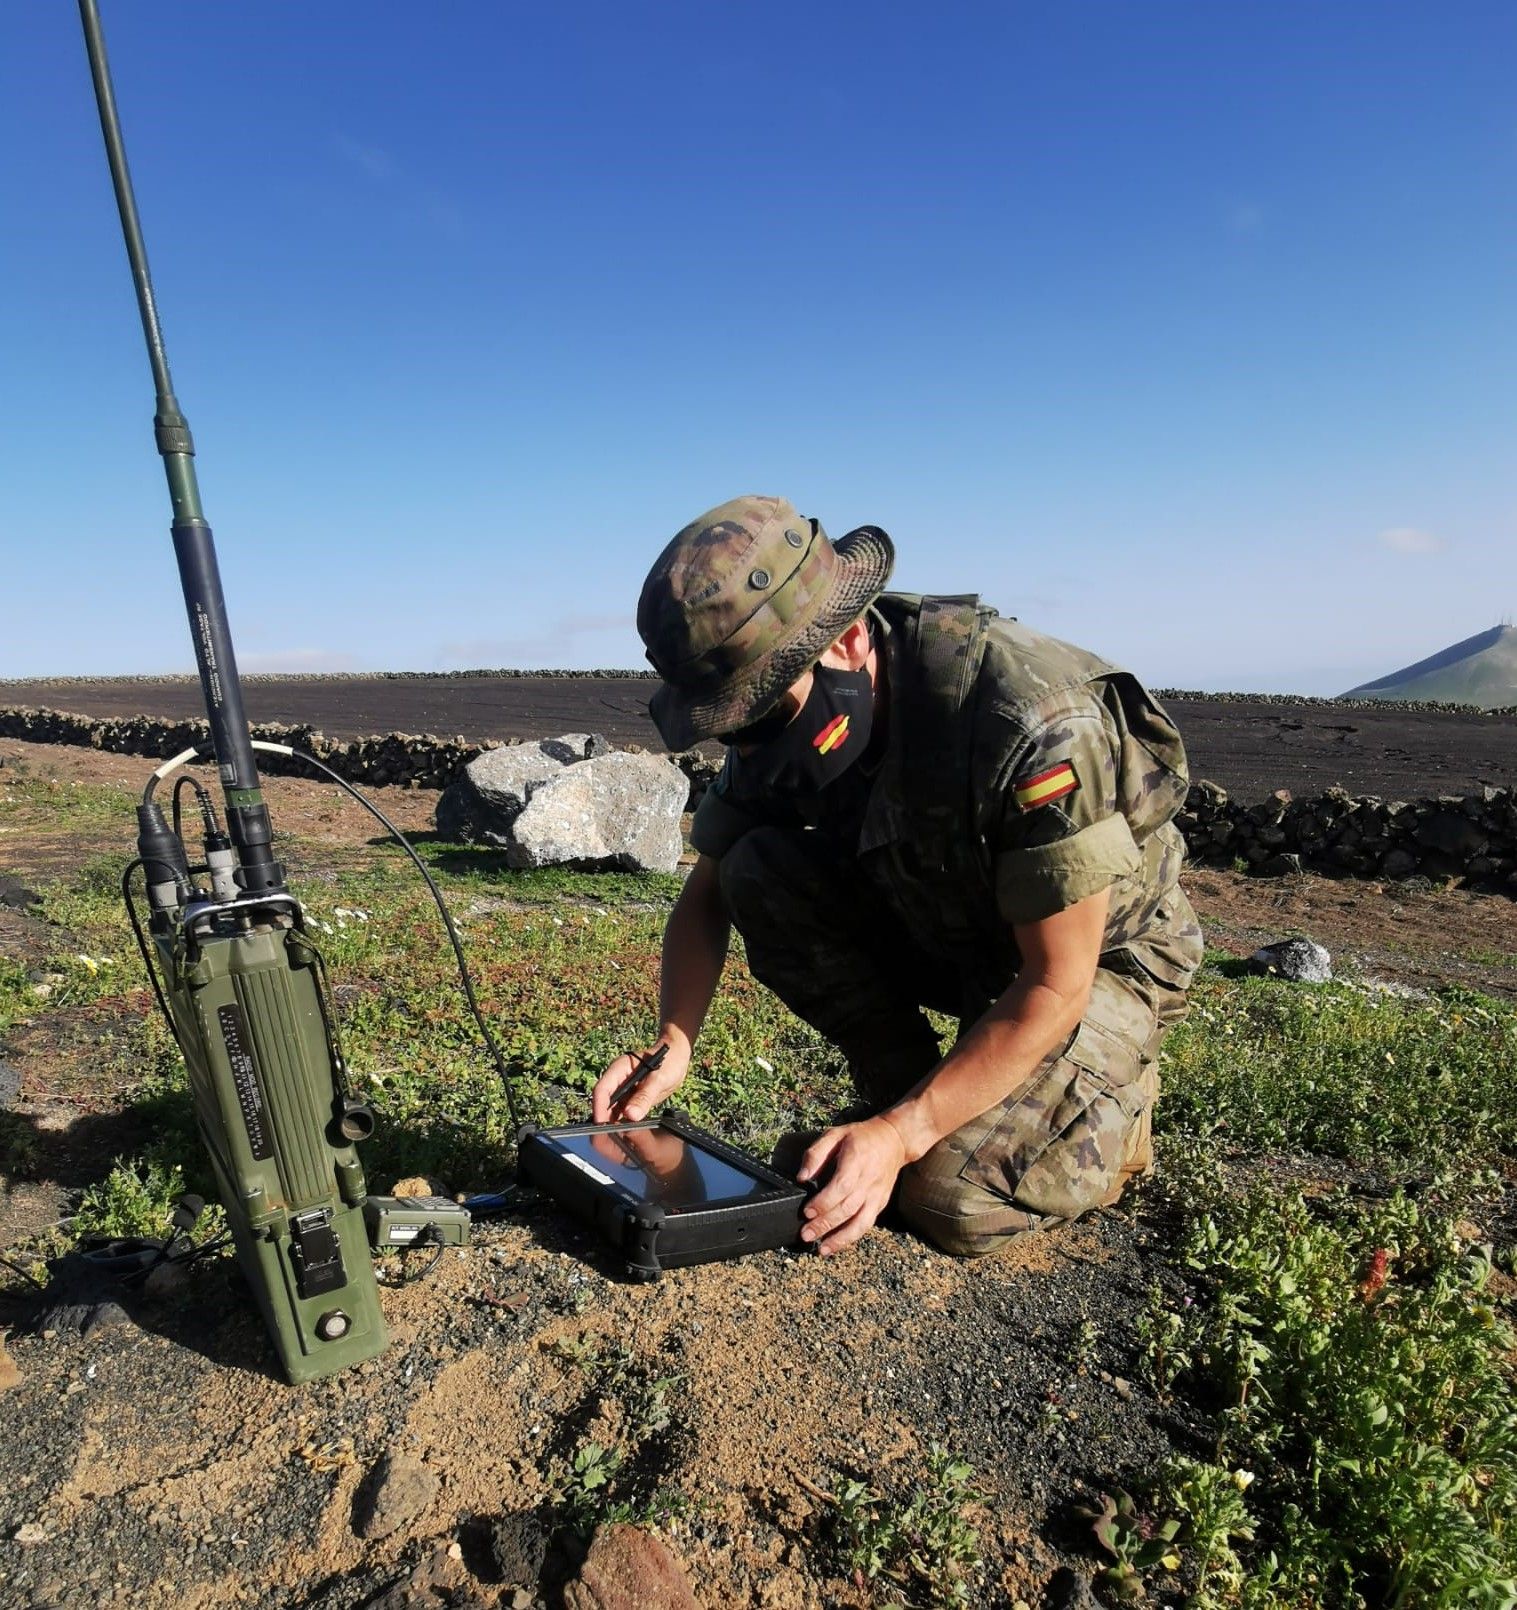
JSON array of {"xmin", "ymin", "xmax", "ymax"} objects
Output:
[
  {"xmin": 0, "ymin": 1109, "xmax": 38, "ymax": 1177},
  {"xmin": 1159, "ymin": 1459, "xmax": 1256, "ymax": 1602},
  {"xmin": 1159, "ymin": 972, "xmax": 1517, "ymax": 1172},
  {"xmin": 1126, "ymin": 1175, "xmax": 1517, "ymax": 1606},
  {"xmin": 1082, "ymin": 1487, "xmax": 1182, "ymax": 1602},
  {"xmin": 558, "ymin": 1438, "xmax": 626, "ymax": 1526},
  {"xmin": 548, "ymin": 1331, "xmax": 690, "ymax": 1535},
  {"xmin": 73, "ymin": 1155, "xmax": 186, "ymax": 1239},
  {"xmin": 832, "ymin": 1443, "xmax": 984, "ymax": 1608},
  {"xmin": 1137, "ymin": 1281, "xmax": 1196, "ymax": 1396}
]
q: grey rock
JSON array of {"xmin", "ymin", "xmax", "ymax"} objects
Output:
[
  {"xmin": 1414, "ymin": 808, "xmax": 1488, "ymax": 859},
  {"xmin": 434, "ymin": 734, "xmax": 620, "ymax": 845},
  {"xmin": 507, "ymin": 752, "xmax": 687, "ymax": 873},
  {"xmin": 435, "ymin": 777, "xmax": 498, "ymax": 844},
  {"xmin": 0, "ymin": 874, "xmax": 40, "ymax": 912},
  {"xmin": 466, "ymin": 743, "xmax": 567, "ymax": 819},
  {"xmin": 1258, "ymin": 853, "xmax": 1304, "ymax": 878},
  {"xmin": 0, "ymin": 1060, "xmax": 20, "ymax": 1107},
  {"xmin": 353, "ymin": 1452, "xmax": 439, "ymax": 1541},
  {"xmin": 491, "ymin": 1509, "xmax": 553, "ymax": 1586},
  {"xmin": 26, "ymin": 1250, "xmax": 141, "ymax": 1339},
  {"xmin": 1381, "ymin": 848, "xmax": 1418, "ymax": 877},
  {"xmin": 1248, "ymin": 937, "xmax": 1333, "ymax": 983},
  {"xmin": 1044, "ymin": 1567, "xmax": 1100, "ymax": 1610},
  {"xmin": 1246, "ymin": 790, "xmax": 1291, "ymax": 825}
]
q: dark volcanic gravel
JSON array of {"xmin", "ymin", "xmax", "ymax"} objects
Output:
[
  {"xmin": 0, "ymin": 1196, "xmax": 1174, "ymax": 1609},
  {"xmin": 6, "ymin": 676, "xmax": 1517, "ymax": 801}
]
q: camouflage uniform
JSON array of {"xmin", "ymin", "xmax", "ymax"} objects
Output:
[{"xmin": 690, "ymin": 593, "xmax": 1203, "ymax": 1255}]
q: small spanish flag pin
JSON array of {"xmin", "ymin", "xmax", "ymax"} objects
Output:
[
  {"xmin": 813, "ymin": 714, "xmax": 850, "ymax": 755},
  {"xmin": 1014, "ymin": 760, "xmax": 1078, "ymax": 810}
]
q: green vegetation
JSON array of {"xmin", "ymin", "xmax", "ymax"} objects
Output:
[
  {"xmin": 1159, "ymin": 973, "xmax": 1517, "ymax": 1172},
  {"xmin": 1121, "ymin": 1167, "xmax": 1517, "ymax": 1606},
  {"xmin": 831, "ymin": 1443, "xmax": 985, "ymax": 1608},
  {"xmin": 548, "ymin": 1331, "xmax": 693, "ymax": 1534},
  {"xmin": 1132, "ymin": 970, "xmax": 1517, "ymax": 1605},
  {"xmin": 73, "ymin": 1155, "xmax": 188, "ymax": 1239},
  {"xmin": 0, "ymin": 767, "xmax": 138, "ymax": 830}
]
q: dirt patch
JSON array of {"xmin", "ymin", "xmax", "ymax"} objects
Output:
[
  {"xmin": 0, "ymin": 737, "xmax": 438, "ymax": 885},
  {"xmin": 0, "ymin": 1199, "xmax": 1169, "ymax": 1609},
  {"xmin": 1185, "ymin": 865, "xmax": 1517, "ymax": 999}
]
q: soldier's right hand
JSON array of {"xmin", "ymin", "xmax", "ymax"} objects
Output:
[{"xmin": 590, "ymin": 1034, "xmax": 691, "ymax": 1124}]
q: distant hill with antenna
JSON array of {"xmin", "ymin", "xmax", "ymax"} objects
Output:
[{"xmin": 1342, "ymin": 623, "xmax": 1517, "ymax": 709}]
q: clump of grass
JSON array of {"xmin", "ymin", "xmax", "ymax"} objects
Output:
[
  {"xmin": 0, "ymin": 956, "xmax": 34, "ymax": 1040},
  {"xmin": 1159, "ymin": 972, "xmax": 1517, "ymax": 1171},
  {"xmin": 1126, "ymin": 1174, "xmax": 1517, "ymax": 1606},
  {"xmin": 1, "ymin": 771, "xmax": 138, "ymax": 829}
]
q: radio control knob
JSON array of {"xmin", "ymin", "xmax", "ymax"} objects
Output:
[{"xmin": 316, "ymin": 1309, "xmax": 351, "ymax": 1341}]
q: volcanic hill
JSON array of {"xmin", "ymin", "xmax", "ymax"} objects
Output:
[{"xmin": 1343, "ymin": 622, "xmax": 1517, "ymax": 710}]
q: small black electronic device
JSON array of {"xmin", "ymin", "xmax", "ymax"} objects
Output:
[{"xmin": 517, "ymin": 1112, "xmax": 809, "ymax": 1279}]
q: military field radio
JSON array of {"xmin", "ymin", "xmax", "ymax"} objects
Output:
[
  {"xmin": 78, "ymin": 3, "xmax": 810, "ymax": 1378},
  {"xmin": 77, "ymin": 0, "xmax": 486, "ymax": 1383}
]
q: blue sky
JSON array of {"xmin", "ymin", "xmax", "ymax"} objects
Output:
[{"xmin": 3, "ymin": 2, "xmax": 1513, "ymax": 692}]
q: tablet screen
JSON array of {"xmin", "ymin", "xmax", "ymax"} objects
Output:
[{"xmin": 553, "ymin": 1126, "xmax": 774, "ymax": 1212}]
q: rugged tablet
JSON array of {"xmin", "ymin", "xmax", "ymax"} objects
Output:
[{"xmin": 517, "ymin": 1111, "xmax": 809, "ymax": 1278}]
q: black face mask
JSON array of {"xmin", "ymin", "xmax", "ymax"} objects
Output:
[{"xmin": 737, "ymin": 662, "xmax": 875, "ymax": 795}]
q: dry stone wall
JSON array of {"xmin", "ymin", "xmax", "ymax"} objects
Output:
[
  {"xmin": 3, "ymin": 704, "xmax": 1511, "ymax": 893},
  {"xmin": 0, "ymin": 704, "xmax": 720, "ymax": 804},
  {"xmin": 1179, "ymin": 781, "xmax": 1517, "ymax": 893}
]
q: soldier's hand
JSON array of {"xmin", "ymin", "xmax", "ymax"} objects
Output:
[
  {"xmin": 590, "ymin": 1036, "xmax": 691, "ymax": 1124},
  {"xmin": 796, "ymin": 1117, "xmax": 907, "ymax": 1256}
]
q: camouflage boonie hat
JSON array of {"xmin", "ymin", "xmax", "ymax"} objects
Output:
[{"xmin": 638, "ymin": 495, "xmax": 895, "ymax": 751}]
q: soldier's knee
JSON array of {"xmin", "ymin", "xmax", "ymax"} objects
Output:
[
  {"xmin": 899, "ymin": 1203, "xmax": 1018, "ymax": 1258},
  {"xmin": 894, "ymin": 1164, "xmax": 1043, "ymax": 1258}
]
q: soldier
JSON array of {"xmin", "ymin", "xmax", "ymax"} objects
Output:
[{"xmin": 591, "ymin": 495, "xmax": 1202, "ymax": 1257}]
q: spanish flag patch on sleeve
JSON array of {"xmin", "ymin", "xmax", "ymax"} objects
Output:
[{"xmin": 1013, "ymin": 760, "xmax": 1079, "ymax": 811}]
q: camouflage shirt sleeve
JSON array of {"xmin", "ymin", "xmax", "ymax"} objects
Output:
[
  {"xmin": 989, "ymin": 694, "xmax": 1141, "ymax": 925},
  {"xmin": 689, "ymin": 754, "xmax": 766, "ymax": 859}
]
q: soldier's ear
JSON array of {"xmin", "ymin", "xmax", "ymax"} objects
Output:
[{"xmin": 820, "ymin": 616, "xmax": 872, "ymax": 671}]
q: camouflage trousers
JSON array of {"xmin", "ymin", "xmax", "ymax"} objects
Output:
[{"xmin": 718, "ymin": 827, "xmax": 1201, "ymax": 1257}]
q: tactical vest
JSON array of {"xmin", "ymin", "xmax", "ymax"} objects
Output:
[
  {"xmin": 859, "ymin": 593, "xmax": 1019, "ymax": 1007},
  {"xmin": 862, "ymin": 592, "xmax": 1191, "ymax": 1012}
]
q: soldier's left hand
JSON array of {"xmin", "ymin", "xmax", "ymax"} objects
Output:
[{"xmin": 795, "ymin": 1117, "xmax": 906, "ymax": 1256}]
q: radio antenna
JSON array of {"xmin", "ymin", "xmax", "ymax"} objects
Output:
[{"xmin": 79, "ymin": 0, "xmax": 284, "ymax": 895}]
